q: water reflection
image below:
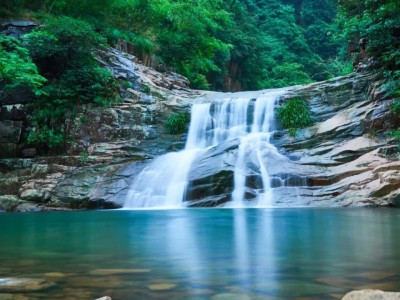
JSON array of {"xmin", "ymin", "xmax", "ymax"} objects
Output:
[{"xmin": 1, "ymin": 209, "xmax": 400, "ymax": 299}]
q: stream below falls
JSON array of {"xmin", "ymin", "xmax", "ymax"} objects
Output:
[{"xmin": 1, "ymin": 208, "xmax": 400, "ymax": 299}]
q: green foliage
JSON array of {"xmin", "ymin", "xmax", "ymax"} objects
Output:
[
  {"xmin": 391, "ymin": 129, "xmax": 400, "ymax": 140},
  {"xmin": 27, "ymin": 125, "xmax": 64, "ymax": 148},
  {"xmin": 5, "ymin": 0, "xmax": 343, "ymax": 91},
  {"xmin": 337, "ymin": 0, "xmax": 400, "ymax": 136},
  {"xmin": 165, "ymin": 112, "xmax": 190, "ymax": 135},
  {"xmin": 391, "ymin": 100, "xmax": 400, "ymax": 116},
  {"xmin": 321, "ymin": 58, "xmax": 354, "ymax": 79},
  {"xmin": 23, "ymin": 16, "xmax": 119, "ymax": 151},
  {"xmin": 267, "ymin": 63, "xmax": 313, "ymax": 87},
  {"xmin": 277, "ymin": 97, "xmax": 313, "ymax": 136},
  {"xmin": 0, "ymin": 35, "xmax": 46, "ymax": 99},
  {"xmin": 337, "ymin": 0, "xmax": 400, "ymax": 74}
]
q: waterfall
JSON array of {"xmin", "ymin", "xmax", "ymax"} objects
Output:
[{"xmin": 124, "ymin": 89, "xmax": 286, "ymax": 208}]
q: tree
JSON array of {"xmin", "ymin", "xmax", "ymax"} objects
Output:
[{"xmin": 0, "ymin": 35, "xmax": 46, "ymax": 101}]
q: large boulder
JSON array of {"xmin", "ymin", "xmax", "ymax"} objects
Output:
[{"xmin": 342, "ymin": 289, "xmax": 400, "ymax": 300}]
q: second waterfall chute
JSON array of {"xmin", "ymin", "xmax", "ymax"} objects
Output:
[{"xmin": 124, "ymin": 89, "xmax": 286, "ymax": 208}]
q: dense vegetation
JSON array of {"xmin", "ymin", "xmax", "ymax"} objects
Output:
[
  {"xmin": 1, "ymin": 0, "xmax": 399, "ymax": 151},
  {"xmin": 336, "ymin": 0, "xmax": 400, "ymax": 136},
  {"xmin": 1, "ymin": 0, "xmax": 346, "ymax": 91}
]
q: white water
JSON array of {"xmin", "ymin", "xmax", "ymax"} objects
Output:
[{"xmin": 124, "ymin": 89, "xmax": 286, "ymax": 208}]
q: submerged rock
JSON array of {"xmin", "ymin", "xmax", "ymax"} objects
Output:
[
  {"xmin": 0, "ymin": 277, "xmax": 54, "ymax": 292},
  {"xmin": 211, "ymin": 293, "xmax": 251, "ymax": 300}
]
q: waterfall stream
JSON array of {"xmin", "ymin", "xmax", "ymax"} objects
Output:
[{"xmin": 124, "ymin": 89, "xmax": 286, "ymax": 208}]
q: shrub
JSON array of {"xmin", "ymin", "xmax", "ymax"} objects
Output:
[
  {"xmin": 277, "ymin": 97, "xmax": 313, "ymax": 137},
  {"xmin": 165, "ymin": 112, "xmax": 190, "ymax": 135}
]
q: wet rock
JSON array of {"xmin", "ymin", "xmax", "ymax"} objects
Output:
[
  {"xmin": 185, "ymin": 140, "xmax": 238, "ymax": 206},
  {"xmin": 389, "ymin": 192, "xmax": 400, "ymax": 207},
  {"xmin": 89, "ymin": 162, "xmax": 147, "ymax": 209},
  {"xmin": 15, "ymin": 203, "xmax": 44, "ymax": 212},
  {"xmin": 342, "ymin": 289, "xmax": 400, "ymax": 300},
  {"xmin": 0, "ymin": 197, "xmax": 44, "ymax": 213},
  {"xmin": 52, "ymin": 166, "xmax": 107, "ymax": 206},
  {"xmin": 0, "ymin": 278, "xmax": 54, "ymax": 292},
  {"xmin": 0, "ymin": 195, "xmax": 21, "ymax": 212}
]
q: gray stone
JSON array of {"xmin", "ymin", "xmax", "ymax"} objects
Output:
[
  {"xmin": 342, "ymin": 289, "xmax": 400, "ymax": 300},
  {"xmin": 52, "ymin": 167, "xmax": 106, "ymax": 205},
  {"xmin": 0, "ymin": 278, "xmax": 54, "ymax": 292},
  {"xmin": 0, "ymin": 195, "xmax": 21, "ymax": 212}
]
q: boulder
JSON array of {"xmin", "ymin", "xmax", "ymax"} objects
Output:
[
  {"xmin": 0, "ymin": 195, "xmax": 21, "ymax": 212},
  {"xmin": 342, "ymin": 289, "xmax": 400, "ymax": 300},
  {"xmin": 52, "ymin": 167, "xmax": 106, "ymax": 206}
]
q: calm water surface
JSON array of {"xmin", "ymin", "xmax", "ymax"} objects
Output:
[{"xmin": 1, "ymin": 208, "xmax": 400, "ymax": 299}]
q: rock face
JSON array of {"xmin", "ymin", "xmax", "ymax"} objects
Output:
[
  {"xmin": 176, "ymin": 71, "xmax": 400, "ymax": 208},
  {"xmin": 0, "ymin": 47, "xmax": 203, "ymax": 211},
  {"xmin": 268, "ymin": 71, "xmax": 400, "ymax": 207},
  {"xmin": 0, "ymin": 43, "xmax": 399, "ymax": 209}
]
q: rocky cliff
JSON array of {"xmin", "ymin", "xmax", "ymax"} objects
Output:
[
  {"xmin": 0, "ymin": 48, "xmax": 399, "ymax": 211},
  {"xmin": 0, "ymin": 48, "xmax": 204, "ymax": 211},
  {"xmin": 272, "ymin": 71, "xmax": 400, "ymax": 207}
]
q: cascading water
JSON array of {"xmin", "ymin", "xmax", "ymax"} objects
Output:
[{"xmin": 124, "ymin": 89, "xmax": 286, "ymax": 208}]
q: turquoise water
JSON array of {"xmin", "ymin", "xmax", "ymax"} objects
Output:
[{"xmin": 1, "ymin": 208, "xmax": 400, "ymax": 299}]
